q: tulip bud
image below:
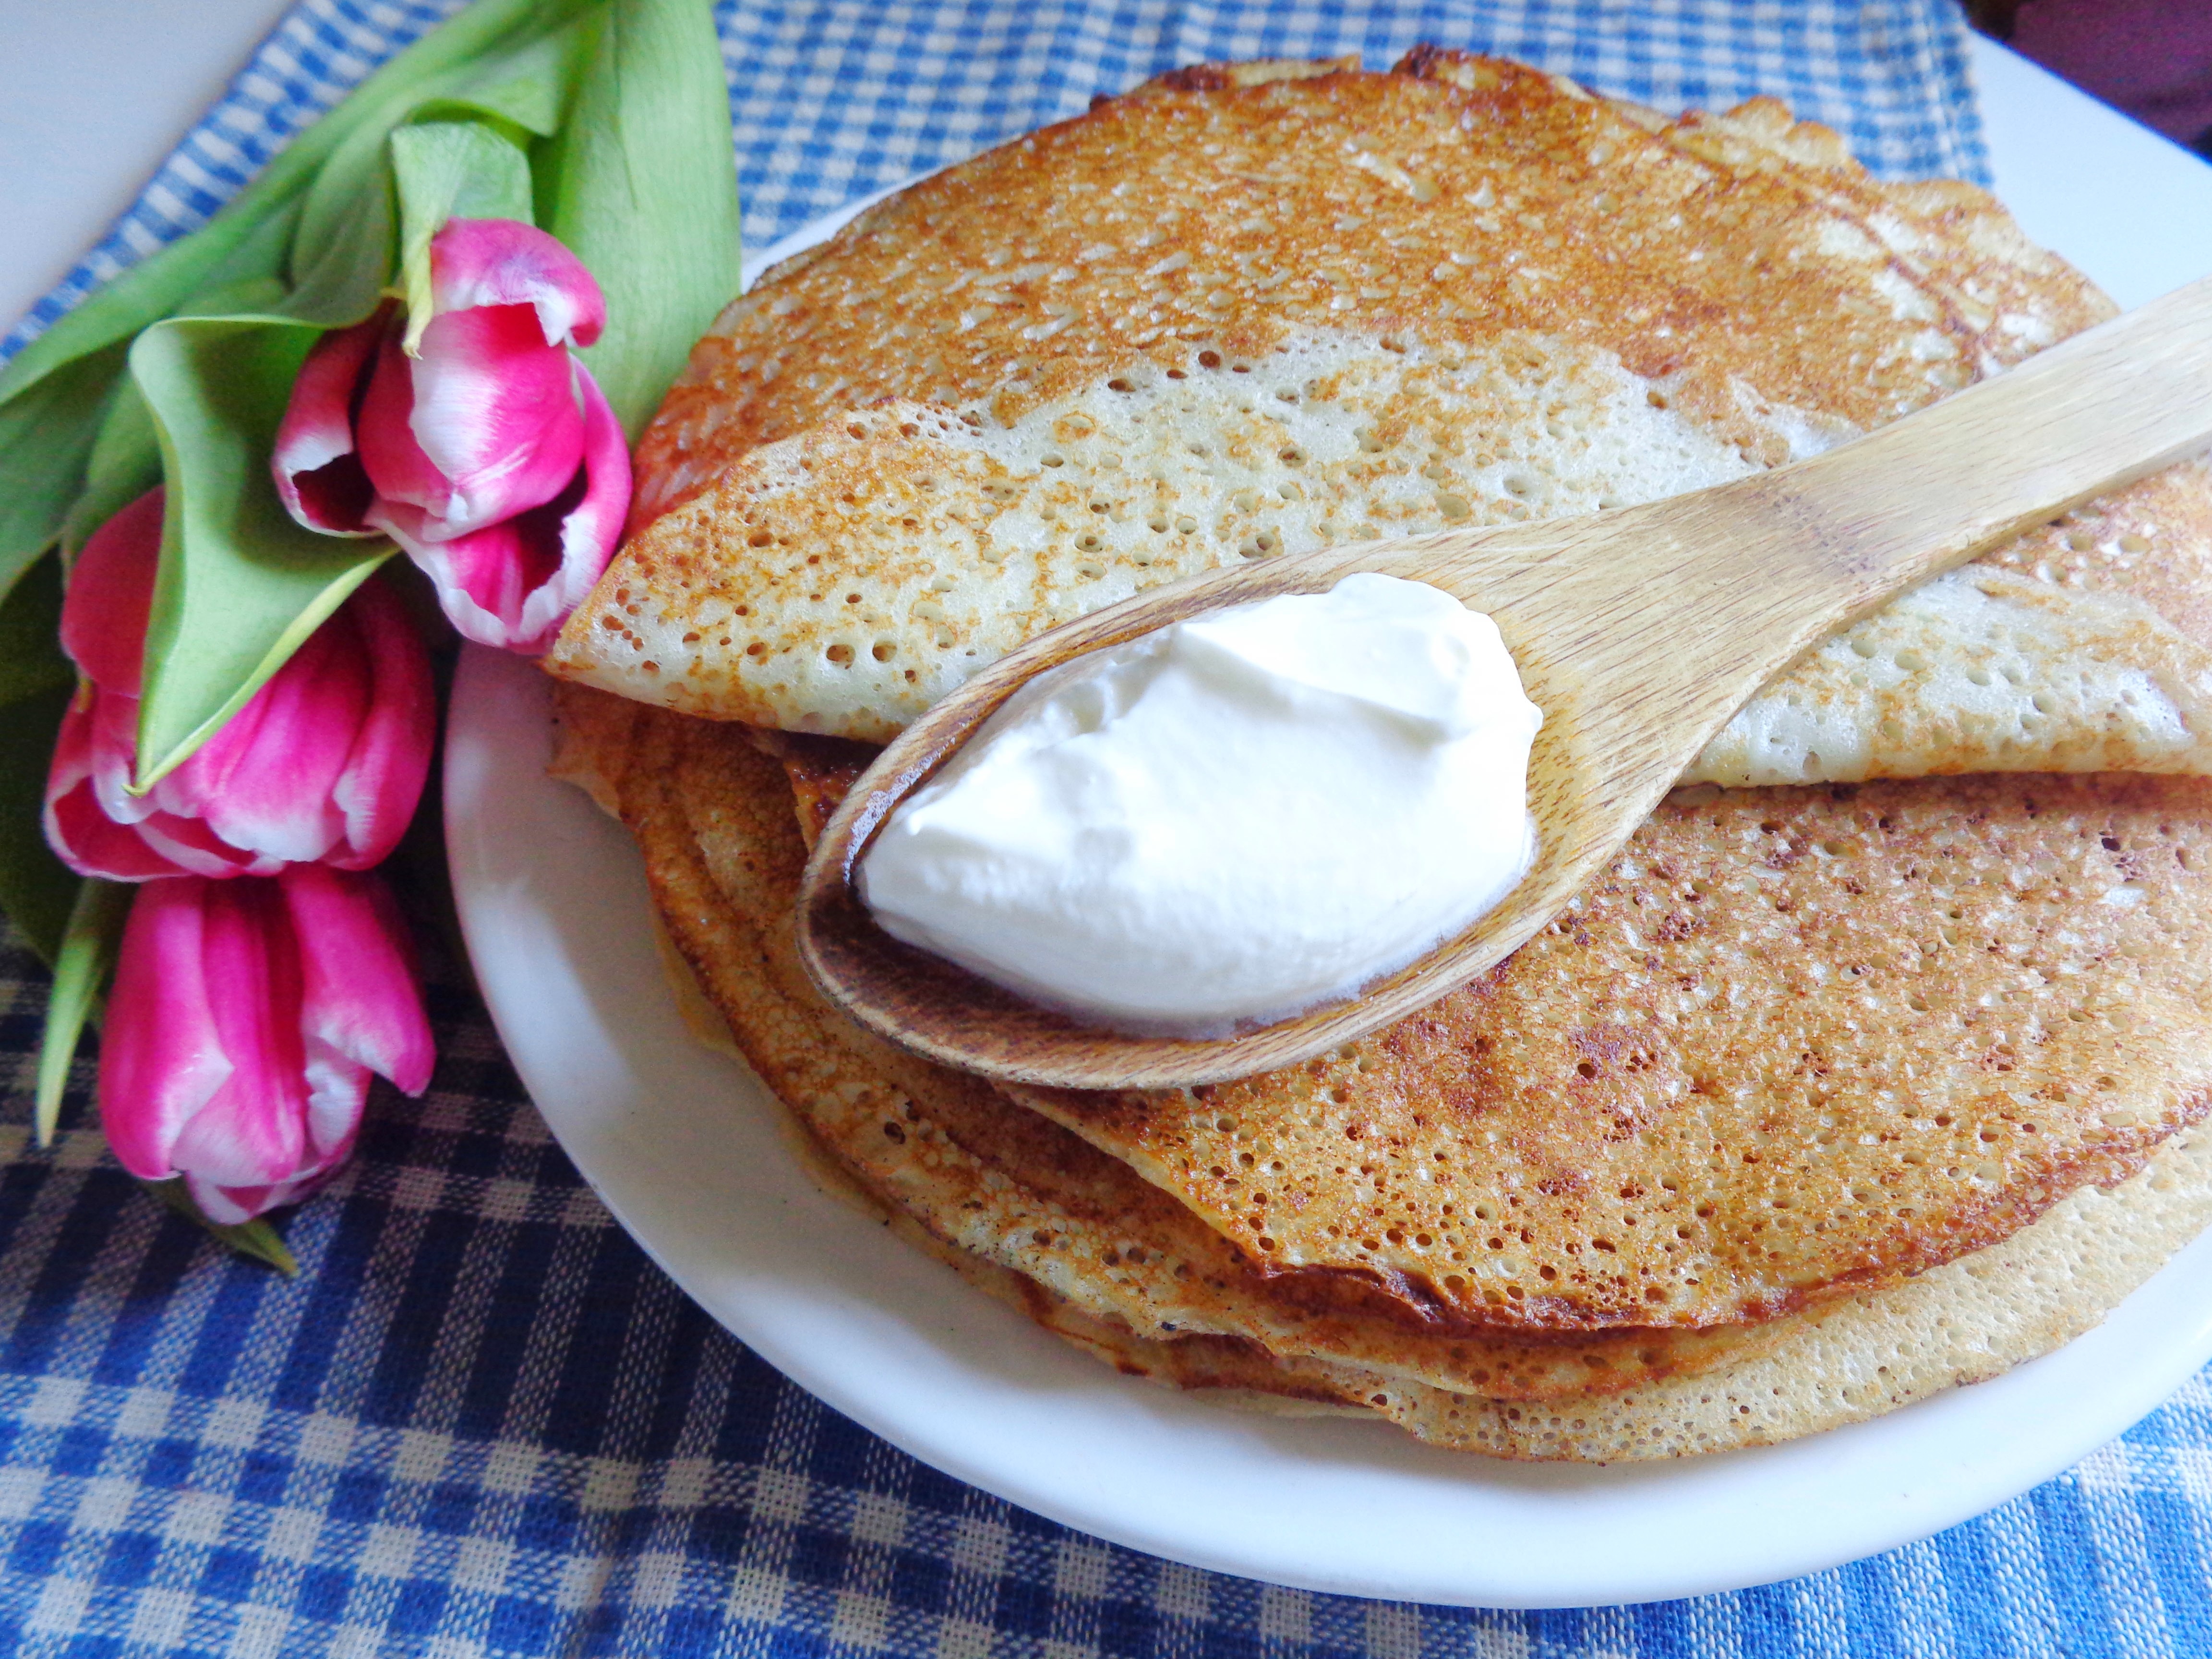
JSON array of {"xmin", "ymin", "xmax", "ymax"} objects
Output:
[
  {"xmin": 43, "ymin": 490, "xmax": 435, "ymax": 882},
  {"xmin": 100, "ymin": 865, "xmax": 434, "ymax": 1224},
  {"xmin": 390, "ymin": 367, "xmax": 629, "ymax": 652},
  {"xmin": 274, "ymin": 218, "xmax": 630, "ymax": 654}
]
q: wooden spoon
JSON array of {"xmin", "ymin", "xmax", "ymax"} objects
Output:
[{"xmin": 796, "ymin": 275, "xmax": 2212, "ymax": 1091}]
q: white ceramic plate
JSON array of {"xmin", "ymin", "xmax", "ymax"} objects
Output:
[{"xmin": 445, "ymin": 53, "xmax": 2212, "ymax": 1608}]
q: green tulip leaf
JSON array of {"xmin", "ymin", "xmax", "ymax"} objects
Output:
[
  {"xmin": 58, "ymin": 378, "xmax": 163, "ymax": 567},
  {"xmin": 0, "ymin": 0, "xmax": 606, "ymax": 597},
  {"xmin": 0, "ymin": 549, "xmax": 71, "ymax": 708},
  {"xmin": 145, "ymin": 1179, "xmax": 301, "ymax": 1277},
  {"xmin": 0, "ymin": 185, "xmax": 309, "ymax": 596},
  {"xmin": 392, "ymin": 120, "xmax": 537, "ymax": 352},
  {"xmin": 540, "ymin": 0, "xmax": 744, "ymax": 442},
  {"xmin": 0, "ymin": 196, "xmax": 302, "ymax": 457},
  {"xmin": 0, "ymin": 222, "xmax": 312, "ymax": 596},
  {"xmin": 50, "ymin": 262, "xmax": 290, "ymax": 573},
  {"xmin": 410, "ymin": 20, "xmax": 594, "ymax": 140},
  {"xmin": 0, "ymin": 344, "xmax": 132, "ymax": 604},
  {"xmin": 34, "ymin": 877, "xmax": 132, "ymax": 1146},
  {"xmin": 286, "ymin": 23, "xmax": 591, "ymax": 331},
  {"xmin": 128, "ymin": 316, "xmax": 393, "ymax": 787},
  {"xmin": 0, "ymin": 684, "xmax": 76, "ymax": 971},
  {"xmin": 282, "ymin": 114, "xmax": 405, "ymax": 331},
  {"xmin": 0, "ymin": 554, "xmax": 80, "ymax": 966}
]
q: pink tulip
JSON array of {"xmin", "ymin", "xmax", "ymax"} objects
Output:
[
  {"xmin": 273, "ymin": 218, "xmax": 629, "ymax": 653},
  {"xmin": 100, "ymin": 865, "xmax": 434, "ymax": 1224},
  {"xmin": 43, "ymin": 489, "xmax": 434, "ymax": 882},
  {"xmin": 383, "ymin": 368, "xmax": 628, "ymax": 653}
]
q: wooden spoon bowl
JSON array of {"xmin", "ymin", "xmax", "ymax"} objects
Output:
[{"xmin": 797, "ymin": 276, "xmax": 2212, "ymax": 1091}]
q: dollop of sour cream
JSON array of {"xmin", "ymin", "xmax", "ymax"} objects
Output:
[{"xmin": 857, "ymin": 573, "xmax": 1543, "ymax": 1036}]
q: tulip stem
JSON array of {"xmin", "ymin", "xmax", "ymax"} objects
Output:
[{"xmin": 34, "ymin": 878, "xmax": 132, "ymax": 1146}]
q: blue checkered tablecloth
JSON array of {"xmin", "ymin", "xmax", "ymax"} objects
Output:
[{"xmin": 12, "ymin": 2, "xmax": 2212, "ymax": 1655}]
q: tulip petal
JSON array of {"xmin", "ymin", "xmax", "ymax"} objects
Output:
[
  {"xmin": 160, "ymin": 619, "xmax": 369, "ymax": 868},
  {"xmin": 429, "ymin": 218, "xmax": 605, "ymax": 349},
  {"xmin": 98, "ymin": 880, "xmax": 236, "ymax": 1180},
  {"xmin": 327, "ymin": 578, "xmax": 437, "ymax": 868},
  {"xmin": 357, "ymin": 311, "xmax": 585, "ymax": 538},
  {"xmin": 47, "ymin": 680, "xmax": 269, "ymax": 880},
  {"xmin": 166, "ymin": 881, "xmax": 312, "ymax": 1189},
  {"xmin": 44, "ymin": 569, "xmax": 433, "ymax": 880},
  {"xmin": 43, "ymin": 691, "xmax": 194, "ymax": 881},
  {"xmin": 190, "ymin": 1138, "xmax": 355, "ymax": 1226},
  {"xmin": 186, "ymin": 1175, "xmax": 272, "ymax": 1227},
  {"xmin": 158, "ymin": 580, "xmax": 431, "ymax": 872},
  {"xmin": 60, "ymin": 490, "xmax": 163, "ymax": 695},
  {"xmin": 302, "ymin": 1047, "xmax": 374, "ymax": 1162},
  {"xmin": 190, "ymin": 1034, "xmax": 367, "ymax": 1225},
  {"xmin": 373, "ymin": 364, "xmax": 629, "ymax": 653},
  {"xmin": 82, "ymin": 682, "xmax": 159, "ymax": 830},
  {"xmin": 408, "ymin": 308, "xmax": 586, "ymax": 531},
  {"xmin": 46, "ymin": 786, "xmax": 198, "ymax": 881},
  {"xmin": 281, "ymin": 865, "xmax": 435, "ymax": 1097},
  {"xmin": 272, "ymin": 312, "xmax": 388, "ymax": 536}
]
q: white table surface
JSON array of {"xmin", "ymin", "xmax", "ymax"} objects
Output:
[
  {"xmin": 0, "ymin": 0, "xmax": 296, "ymax": 337},
  {"xmin": 1, "ymin": 15, "xmax": 2209, "ymax": 338},
  {"xmin": 1975, "ymin": 36, "xmax": 2212, "ymax": 309}
]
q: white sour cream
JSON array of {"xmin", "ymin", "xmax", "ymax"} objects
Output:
[{"xmin": 857, "ymin": 572, "xmax": 1543, "ymax": 1036}]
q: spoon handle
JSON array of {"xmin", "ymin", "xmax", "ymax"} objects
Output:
[
  {"xmin": 1734, "ymin": 270, "xmax": 2212, "ymax": 616},
  {"xmin": 1397, "ymin": 270, "xmax": 2212, "ymax": 808}
]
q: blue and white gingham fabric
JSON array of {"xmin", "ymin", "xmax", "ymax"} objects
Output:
[
  {"xmin": 4, "ymin": 0, "xmax": 1987, "ymax": 360},
  {"xmin": 17, "ymin": 3, "xmax": 2209, "ymax": 1655}
]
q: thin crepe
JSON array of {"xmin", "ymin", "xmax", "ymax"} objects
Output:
[{"xmin": 545, "ymin": 52, "xmax": 2212, "ymax": 793}]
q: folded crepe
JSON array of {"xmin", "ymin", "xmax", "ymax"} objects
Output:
[
  {"xmin": 547, "ymin": 51, "xmax": 2212, "ymax": 791},
  {"xmin": 542, "ymin": 49, "xmax": 2212, "ymax": 1457}
]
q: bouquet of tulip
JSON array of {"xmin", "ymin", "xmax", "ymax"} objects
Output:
[{"xmin": 0, "ymin": 0, "xmax": 742, "ymax": 1265}]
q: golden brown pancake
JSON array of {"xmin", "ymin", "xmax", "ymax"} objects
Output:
[
  {"xmin": 1013, "ymin": 771, "xmax": 2212, "ymax": 1331},
  {"xmin": 635, "ymin": 50, "xmax": 2099, "ymax": 520},
  {"xmin": 545, "ymin": 50, "xmax": 2212, "ymax": 794},
  {"xmin": 914, "ymin": 1118, "xmax": 2212, "ymax": 1462}
]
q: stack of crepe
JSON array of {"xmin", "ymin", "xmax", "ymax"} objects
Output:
[{"xmin": 543, "ymin": 51, "xmax": 2212, "ymax": 1460}]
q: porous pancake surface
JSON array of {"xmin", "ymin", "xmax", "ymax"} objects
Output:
[
  {"xmin": 942, "ymin": 1119, "xmax": 2212, "ymax": 1463},
  {"xmin": 1017, "ymin": 774, "xmax": 2212, "ymax": 1329},
  {"xmin": 553, "ymin": 685, "xmax": 2212, "ymax": 1458},
  {"xmin": 728, "ymin": 713, "xmax": 2212, "ymax": 1337},
  {"xmin": 570, "ymin": 690, "xmax": 1793, "ymax": 1400},
  {"xmin": 637, "ymin": 52, "xmax": 2093, "ymax": 521},
  {"xmin": 1686, "ymin": 477, "xmax": 2212, "ymax": 788},
  {"xmin": 546, "ymin": 52, "xmax": 2212, "ymax": 791}
]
